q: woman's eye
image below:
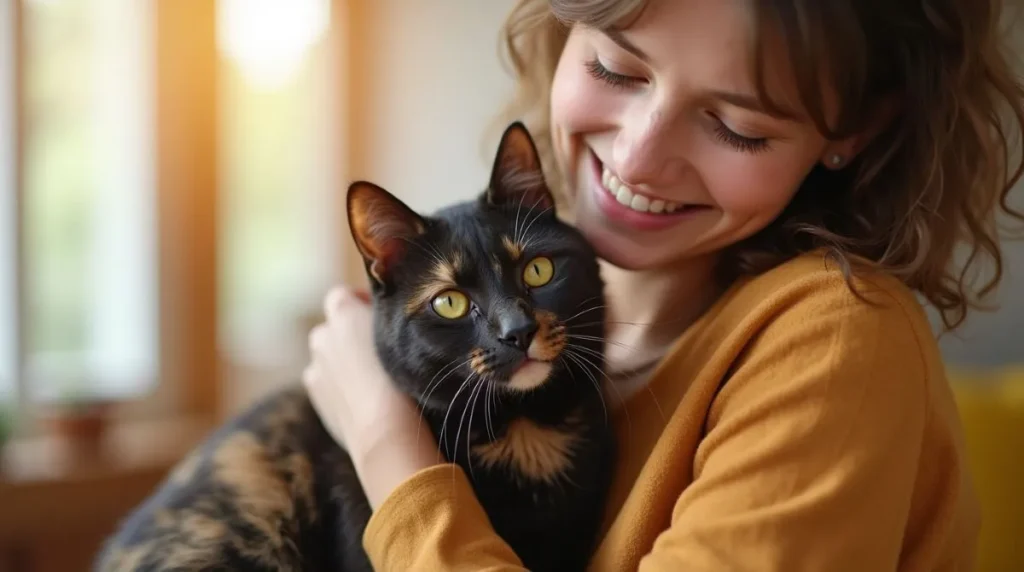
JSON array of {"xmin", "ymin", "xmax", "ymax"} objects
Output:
[
  {"xmin": 584, "ymin": 58, "xmax": 644, "ymax": 89},
  {"xmin": 709, "ymin": 115, "xmax": 771, "ymax": 154},
  {"xmin": 431, "ymin": 289, "xmax": 470, "ymax": 319},
  {"xmin": 523, "ymin": 256, "xmax": 555, "ymax": 287}
]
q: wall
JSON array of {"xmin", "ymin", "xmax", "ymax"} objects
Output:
[{"xmin": 346, "ymin": 0, "xmax": 516, "ymax": 207}]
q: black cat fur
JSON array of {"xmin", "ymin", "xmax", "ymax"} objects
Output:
[{"xmin": 94, "ymin": 122, "xmax": 616, "ymax": 572}]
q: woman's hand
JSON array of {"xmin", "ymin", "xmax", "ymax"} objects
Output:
[{"xmin": 303, "ymin": 286, "xmax": 442, "ymax": 508}]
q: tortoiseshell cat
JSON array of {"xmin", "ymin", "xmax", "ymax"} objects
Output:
[{"xmin": 95, "ymin": 122, "xmax": 615, "ymax": 572}]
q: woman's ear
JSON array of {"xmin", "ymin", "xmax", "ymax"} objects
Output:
[{"xmin": 821, "ymin": 94, "xmax": 902, "ymax": 169}]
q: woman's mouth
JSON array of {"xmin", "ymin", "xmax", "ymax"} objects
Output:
[
  {"xmin": 588, "ymin": 150, "xmax": 711, "ymax": 231},
  {"xmin": 601, "ymin": 167, "xmax": 683, "ymax": 215}
]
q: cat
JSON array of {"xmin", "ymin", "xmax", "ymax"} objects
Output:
[{"xmin": 94, "ymin": 122, "xmax": 616, "ymax": 572}]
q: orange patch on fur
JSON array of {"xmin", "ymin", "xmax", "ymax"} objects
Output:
[
  {"xmin": 473, "ymin": 417, "xmax": 580, "ymax": 483},
  {"xmin": 211, "ymin": 432, "xmax": 293, "ymax": 550},
  {"xmin": 530, "ymin": 310, "xmax": 566, "ymax": 361},
  {"xmin": 501, "ymin": 236, "xmax": 523, "ymax": 260},
  {"xmin": 469, "ymin": 348, "xmax": 490, "ymax": 376},
  {"xmin": 404, "ymin": 253, "xmax": 464, "ymax": 315}
]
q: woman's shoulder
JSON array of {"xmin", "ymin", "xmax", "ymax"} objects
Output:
[
  {"xmin": 688, "ymin": 248, "xmax": 946, "ymax": 390},
  {"xmin": 713, "ymin": 248, "xmax": 937, "ymax": 342}
]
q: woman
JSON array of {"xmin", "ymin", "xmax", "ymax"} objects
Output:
[{"xmin": 304, "ymin": 0, "xmax": 1023, "ymax": 569}]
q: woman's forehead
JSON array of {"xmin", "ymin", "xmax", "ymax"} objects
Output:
[{"xmin": 612, "ymin": 0, "xmax": 831, "ymax": 124}]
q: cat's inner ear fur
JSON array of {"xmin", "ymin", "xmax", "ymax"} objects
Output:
[
  {"xmin": 347, "ymin": 181, "xmax": 426, "ymax": 285},
  {"xmin": 486, "ymin": 121, "xmax": 556, "ymax": 215}
]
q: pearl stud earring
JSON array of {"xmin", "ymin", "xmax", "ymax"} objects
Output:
[{"xmin": 830, "ymin": 154, "xmax": 844, "ymax": 167}]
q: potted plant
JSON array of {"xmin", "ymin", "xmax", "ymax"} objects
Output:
[
  {"xmin": 0, "ymin": 398, "xmax": 12, "ymax": 470},
  {"xmin": 42, "ymin": 378, "xmax": 114, "ymax": 457}
]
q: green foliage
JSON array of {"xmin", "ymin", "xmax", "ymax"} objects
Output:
[{"xmin": 0, "ymin": 400, "xmax": 13, "ymax": 446}]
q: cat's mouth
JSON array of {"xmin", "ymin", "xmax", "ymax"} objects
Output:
[
  {"xmin": 468, "ymin": 311, "xmax": 567, "ymax": 393},
  {"xmin": 506, "ymin": 359, "xmax": 555, "ymax": 392}
]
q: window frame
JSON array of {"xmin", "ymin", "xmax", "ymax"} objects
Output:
[{"xmin": 2, "ymin": 0, "xmax": 222, "ymax": 433}]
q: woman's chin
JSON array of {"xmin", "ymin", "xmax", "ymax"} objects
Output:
[{"xmin": 577, "ymin": 221, "xmax": 659, "ymax": 271}]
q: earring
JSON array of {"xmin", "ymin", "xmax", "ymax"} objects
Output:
[{"xmin": 829, "ymin": 154, "xmax": 844, "ymax": 167}]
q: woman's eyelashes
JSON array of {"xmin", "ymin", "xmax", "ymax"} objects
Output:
[
  {"xmin": 707, "ymin": 113, "xmax": 771, "ymax": 154},
  {"xmin": 584, "ymin": 57, "xmax": 645, "ymax": 89},
  {"xmin": 583, "ymin": 58, "xmax": 773, "ymax": 155}
]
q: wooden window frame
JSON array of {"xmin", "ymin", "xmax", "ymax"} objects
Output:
[{"xmin": 1, "ymin": 0, "xmax": 221, "ymax": 434}]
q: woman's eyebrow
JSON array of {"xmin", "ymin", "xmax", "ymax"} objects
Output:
[
  {"xmin": 602, "ymin": 28, "xmax": 802, "ymax": 122},
  {"xmin": 710, "ymin": 90, "xmax": 800, "ymax": 121},
  {"xmin": 602, "ymin": 28, "xmax": 650, "ymax": 63}
]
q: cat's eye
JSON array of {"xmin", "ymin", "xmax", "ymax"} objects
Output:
[
  {"xmin": 523, "ymin": 256, "xmax": 554, "ymax": 287},
  {"xmin": 431, "ymin": 290, "xmax": 470, "ymax": 319}
]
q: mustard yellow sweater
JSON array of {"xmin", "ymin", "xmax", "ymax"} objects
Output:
[{"xmin": 362, "ymin": 251, "xmax": 981, "ymax": 571}]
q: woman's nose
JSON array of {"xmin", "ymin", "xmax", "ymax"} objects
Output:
[{"xmin": 611, "ymin": 107, "xmax": 688, "ymax": 188}]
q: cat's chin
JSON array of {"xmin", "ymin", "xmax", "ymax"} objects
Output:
[{"xmin": 504, "ymin": 359, "xmax": 554, "ymax": 393}]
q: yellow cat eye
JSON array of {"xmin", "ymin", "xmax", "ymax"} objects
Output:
[
  {"xmin": 431, "ymin": 290, "xmax": 470, "ymax": 319},
  {"xmin": 523, "ymin": 256, "xmax": 554, "ymax": 287}
]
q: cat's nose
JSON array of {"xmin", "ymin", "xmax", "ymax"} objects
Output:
[{"xmin": 497, "ymin": 312, "xmax": 538, "ymax": 352}]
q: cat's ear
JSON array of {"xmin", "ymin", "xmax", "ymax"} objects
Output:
[
  {"xmin": 347, "ymin": 181, "xmax": 427, "ymax": 285},
  {"xmin": 485, "ymin": 121, "xmax": 556, "ymax": 215}
]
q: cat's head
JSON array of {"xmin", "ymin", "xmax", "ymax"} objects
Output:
[{"xmin": 346, "ymin": 122, "xmax": 604, "ymax": 409}]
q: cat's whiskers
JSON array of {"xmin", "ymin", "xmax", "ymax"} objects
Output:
[
  {"xmin": 567, "ymin": 334, "xmax": 668, "ymax": 424},
  {"xmin": 569, "ymin": 341, "xmax": 663, "ymax": 427},
  {"xmin": 563, "ymin": 345, "xmax": 635, "ymax": 434},
  {"xmin": 461, "ymin": 376, "xmax": 490, "ymax": 482},
  {"xmin": 567, "ymin": 333, "xmax": 641, "ymax": 353},
  {"xmin": 484, "ymin": 375, "xmax": 497, "ymax": 443},
  {"xmin": 562, "ymin": 303, "xmax": 608, "ymax": 326},
  {"xmin": 419, "ymin": 356, "xmax": 472, "ymax": 406},
  {"xmin": 514, "ymin": 194, "xmax": 545, "ymax": 246},
  {"xmin": 398, "ymin": 236, "xmax": 447, "ymax": 270},
  {"xmin": 512, "ymin": 186, "xmax": 530, "ymax": 247},
  {"xmin": 518, "ymin": 204, "xmax": 554, "ymax": 252},
  {"xmin": 558, "ymin": 353, "xmax": 608, "ymax": 424},
  {"xmin": 438, "ymin": 373, "xmax": 476, "ymax": 461},
  {"xmin": 416, "ymin": 356, "xmax": 475, "ymax": 445}
]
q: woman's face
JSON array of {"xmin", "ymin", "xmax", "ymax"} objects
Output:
[{"xmin": 549, "ymin": 0, "xmax": 841, "ymax": 271}]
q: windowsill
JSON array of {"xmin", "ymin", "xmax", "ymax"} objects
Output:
[
  {"xmin": 0, "ymin": 414, "xmax": 210, "ymax": 484},
  {"xmin": 0, "ymin": 415, "xmax": 213, "ymax": 541}
]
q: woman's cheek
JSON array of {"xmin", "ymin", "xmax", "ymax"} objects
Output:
[
  {"xmin": 551, "ymin": 67, "xmax": 622, "ymax": 135},
  {"xmin": 701, "ymin": 153, "xmax": 804, "ymax": 216}
]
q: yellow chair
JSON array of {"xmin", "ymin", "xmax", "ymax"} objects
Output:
[{"xmin": 950, "ymin": 366, "xmax": 1024, "ymax": 572}]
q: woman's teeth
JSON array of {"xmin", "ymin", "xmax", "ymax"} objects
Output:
[{"xmin": 601, "ymin": 167, "xmax": 681, "ymax": 215}]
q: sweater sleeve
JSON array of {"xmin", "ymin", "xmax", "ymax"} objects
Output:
[
  {"xmin": 361, "ymin": 463, "xmax": 528, "ymax": 571},
  {"xmin": 639, "ymin": 284, "xmax": 931, "ymax": 571}
]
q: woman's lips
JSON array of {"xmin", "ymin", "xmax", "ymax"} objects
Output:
[{"xmin": 588, "ymin": 150, "xmax": 710, "ymax": 232}]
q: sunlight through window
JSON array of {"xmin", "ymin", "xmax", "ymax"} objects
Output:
[
  {"xmin": 217, "ymin": 0, "xmax": 330, "ymax": 90},
  {"xmin": 217, "ymin": 0, "xmax": 341, "ymax": 381}
]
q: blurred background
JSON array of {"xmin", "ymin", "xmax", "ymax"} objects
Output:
[{"xmin": 0, "ymin": 1, "xmax": 1020, "ymax": 570}]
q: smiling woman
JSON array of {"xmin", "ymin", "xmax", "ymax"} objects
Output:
[
  {"xmin": 291, "ymin": 0, "xmax": 1022, "ymax": 570},
  {"xmin": 503, "ymin": 0, "xmax": 1023, "ymax": 331}
]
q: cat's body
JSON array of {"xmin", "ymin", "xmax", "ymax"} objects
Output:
[{"xmin": 95, "ymin": 123, "xmax": 616, "ymax": 572}]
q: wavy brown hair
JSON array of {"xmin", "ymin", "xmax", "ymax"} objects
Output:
[{"xmin": 494, "ymin": 0, "xmax": 1024, "ymax": 330}]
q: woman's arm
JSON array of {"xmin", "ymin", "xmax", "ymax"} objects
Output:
[{"xmin": 304, "ymin": 287, "xmax": 529, "ymax": 570}]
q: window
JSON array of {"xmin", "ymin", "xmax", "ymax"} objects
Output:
[
  {"xmin": 21, "ymin": 0, "xmax": 157, "ymax": 404},
  {"xmin": 0, "ymin": 0, "xmax": 345, "ymax": 429},
  {"xmin": 217, "ymin": 0, "xmax": 341, "ymax": 380},
  {"xmin": 1, "ymin": 0, "xmax": 16, "ymax": 404}
]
